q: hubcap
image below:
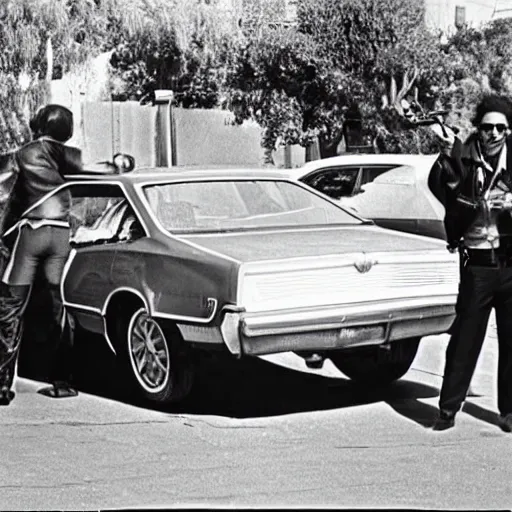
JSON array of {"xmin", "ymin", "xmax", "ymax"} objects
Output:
[{"xmin": 127, "ymin": 310, "xmax": 170, "ymax": 393}]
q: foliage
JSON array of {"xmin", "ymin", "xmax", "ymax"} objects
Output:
[
  {"xmin": 0, "ymin": 0, "xmax": 116, "ymax": 152},
  {"xmin": 108, "ymin": 0, "xmax": 237, "ymax": 107},
  {"xmin": 296, "ymin": 0, "xmax": 453, "ymax": 154},
  {"xmin": 445, "ymin": 18, "xmax": 512, "ymax": 93},
  {"xmin": 431, "ymin": 18, "xmax": 512, "ymax": 143},
  {"xmin": 225, "ymin": 28, "xmax": 346, "ymax": 155},
  {"xmin": 224, "ymin": 0, "xmax": 454, "ymax": 157}
]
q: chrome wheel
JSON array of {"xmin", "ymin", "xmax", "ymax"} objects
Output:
[{"xmin": 127, "ymin": 309, "xmax": 170, "ymax": 394}]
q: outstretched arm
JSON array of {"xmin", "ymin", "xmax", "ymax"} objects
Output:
[
  {"xmin": 63, "ymin": 148, "xmax": 135, "ymax": 176},
  {"xmin": 428, "ymin": 124, "xmax": 466, "ymax": 206}
]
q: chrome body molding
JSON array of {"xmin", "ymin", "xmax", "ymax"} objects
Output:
[
  {"xmin": 133, "ymin": 181, "xmax": 241, "ymax": 264},
  {"xmin": 152, "ymin": 298, "xmax": 218, "ymax": 324},
  {"xmin": 3, "ymin": 179, "xmax": 150, "ymax": 239},
  {"xmin": 65, "ymin": 284, "xmax": 219, "ymax": 352},
  {"xmin": 65, "ymin": 285, "xmax": 218, "ymax": 324},
  {"xmin": 101, "ymin": 286, "xmax": 151, "ymax": 316}
]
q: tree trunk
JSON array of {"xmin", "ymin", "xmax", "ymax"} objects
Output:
[
  {"xmin": 263, "ymin": 145, "xmax": 274, "ymax": 166},
  {"xmin": 305, "ymin": 143, "xmax": 314, "ymax": 162},
  {"xmin": 45, "ymin": 36, "xmax": 53, "ymax": 103},
  {"xmin": 45, "ymin": 36, "xmax": 53, "ymax": 82},
  {"xmin": 318, "ymin": 138, "xmax": 340, "ymax": 159},
  {"xmin": 318, "ymin": 127, "xmax": 344, "ymax": 159}
]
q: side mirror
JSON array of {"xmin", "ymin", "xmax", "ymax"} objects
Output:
[
  {"xmin": 113, "ymin": 153, "xmax": 135, "ymax": 174},
  {"xmin": 84, "ymin": 153, "xmax": 136, "ymax": 175}
]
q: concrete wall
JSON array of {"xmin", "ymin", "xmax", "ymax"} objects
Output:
[
  {"xmin": 73, "ymin": 101, "xmax": 306, "ymax": 169},
  {"xmin": 173, "ymin": 106, "xmax": 305, "ymax": 168},
  {"xmin": 81, "ymin": 101, "xmax": 159, "ymax": 167},
  {"xmin": 172, "ymin": 107, "xmax": 265, "ymax": 166}
]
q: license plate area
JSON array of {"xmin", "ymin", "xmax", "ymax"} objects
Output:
[{"xmin": 339, "ymin": 324, "xmax": 386, "ymax": 346}]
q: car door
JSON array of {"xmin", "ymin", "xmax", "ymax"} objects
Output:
[
  {"xmin": 18, "ymin": 181, "xmax": 138, "ymax": 379},
  {"xmin": 348, "ymin": 165, "xmax": 424, "ymax": 235},
  {"xmin": 358, "ymin": 165, "xmax": 396, "ymax": 190},
  {"xmin": 62, "ymin": 182, "xmax": 138, "ymax": 324}
]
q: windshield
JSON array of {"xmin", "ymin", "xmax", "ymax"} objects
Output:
[{"xmin": 143, "ymin": 180, "xmax": 362, "ymax": 234}]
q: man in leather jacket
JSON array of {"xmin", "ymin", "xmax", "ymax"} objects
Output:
[
  {"xmin": 428, "ymin": 94, "xmax": 512, "ymax": 431},
  {"xmin": 0, "ymin": 104, "xmax": 127, "ymax": 405}
]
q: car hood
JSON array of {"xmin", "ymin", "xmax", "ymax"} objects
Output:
[{"xmin": 179, "ymin": 225, "xmax": 447, "ymax": 263}]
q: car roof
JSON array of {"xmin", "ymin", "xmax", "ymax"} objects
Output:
[
  {"xmin": 288, "ymin": 153, "xmax": 440, "ymax": 179},
  {"xmin": 70, "ymin": 166, "xmax": 292, "ymax": 184}
]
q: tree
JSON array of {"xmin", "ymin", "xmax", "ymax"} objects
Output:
[
  {"xmin": 298, "ymin": 0, "xmax": 455, "ymax": 154},
  {"xmin": 108, "ymin": 0, "xmax": 238, "ymax": 107},
  {"xmin": 225, "ymin": 0, "xmax": 453, "ymax": 158},
  {"xmin": 0, "ymin": 0, "xmax": 117, "ymax": 151},
  {"xmin": 433, "ymin": 18, "xmax": 512, "ymax": 142},
  {"xmin": 225, "ymin": 26, "xmax": 360, "ymax": 160}
]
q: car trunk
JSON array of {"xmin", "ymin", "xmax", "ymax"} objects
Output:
[
  {"xmin": 180, "ymin": 224, "xmax": 448, "ymax": 263},
  {"xmin": 181, "ymin": 224, "xmax": 459, "ymax": 313}
]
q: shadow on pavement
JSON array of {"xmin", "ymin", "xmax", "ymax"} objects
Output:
[
  {"xmin": 462, "ymin": 401, "xmax": 500, "ymax": 427},
  {"xmin": 27, "ymin": 332, "xmax": 445, "ymax": 423},
  {"xmin": 17, "ymin": 320, "xmax": 499, "ymax": 427}
]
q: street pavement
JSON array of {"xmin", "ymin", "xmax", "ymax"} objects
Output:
[{"xmin": 1, "ymin": 313, "xmax": 511, "ymax": 510}]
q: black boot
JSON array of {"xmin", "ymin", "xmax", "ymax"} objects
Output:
[
  {"xmin": 39, "ymin": 286, "xmax": 78, "ymax": 398},
  {"xmin": 38, "ymin": 380, "xmax": 78, "ymax": 398},
  {"xmin": 0, "ymin": 386, "xmax": 15, "ymax": 406},
  {"xmin": 432, "ymin": 410, "xmax": 456, "ymax": 431},
  {"xmin": 0, "ymin": 284, "xmax": 30, "ymax": 406}
]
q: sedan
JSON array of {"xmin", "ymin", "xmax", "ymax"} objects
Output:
[
  {"xmin": 288, "ymin": 153, "xmax": 446, "ymax": 240},
  {"xmin": 18, "ymin": 167, "xmax": 459, "ymax": 404}
]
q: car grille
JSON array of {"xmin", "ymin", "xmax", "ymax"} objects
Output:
[{"xmin": 239, "ymin": 260, "xmax": 459, "ymax": 313}]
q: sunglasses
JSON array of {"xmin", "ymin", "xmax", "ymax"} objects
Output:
[{"xmin": 479, "ymin": 123, "xmax": 509, "ymax": 134}]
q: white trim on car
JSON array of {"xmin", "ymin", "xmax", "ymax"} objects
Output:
[
  {"xmin": 2, "ymin": 180, "xmax": 150, "ymax": 239},
  {"xmin": 133, "ymin": 180, "xmax": 241, "ymax": 264}
]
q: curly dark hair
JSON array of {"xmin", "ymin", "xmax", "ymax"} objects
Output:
[{"xmin": 472, "ymin": 94, "xmax": 512, "ymax": 127}]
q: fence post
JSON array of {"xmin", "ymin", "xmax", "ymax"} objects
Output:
[
  {"xmin": 154, "ymin": 90, "xmax": 174, "ymax": 167},
  {"xmin": 284, "ymin": 145, "xmax": 292, "ymax": 169},
  {"xmin": 111, "ymin": 100, "xmax": 121, "ymax": 158}
]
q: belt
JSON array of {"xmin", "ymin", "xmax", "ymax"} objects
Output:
[{"xmin": 465, "ymin": 248, "xmax": 512, "ymax": 267}]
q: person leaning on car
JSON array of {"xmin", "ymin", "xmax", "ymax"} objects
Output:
[
  {"xmin": 0, "ymin": 104, "xmax": 130, "ymax": 406},
  {"xmin": 428, "ymin": 94, "xmax": 512, "ymax": 432}
]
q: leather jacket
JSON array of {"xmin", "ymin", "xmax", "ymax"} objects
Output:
[
  {"xmin": 428, "ymin": 134, "xmax": 512, "ymax": 249},
  {"xmin": 15, "ymin": 137, "xmax": 83, "ymax": 221}
]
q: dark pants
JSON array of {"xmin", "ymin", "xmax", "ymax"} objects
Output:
[
  {"xmin": 0, "ymin": 285, "xmax": 27, "ymax": 390},
  {"xmin": 0, "ymin": 225, "xmax": 72, "ymax": 390},
  {"xmin": 440, "ymin": 255, "xmax": 512, "ymax": 416}
]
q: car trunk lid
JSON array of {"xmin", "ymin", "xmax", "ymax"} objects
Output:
[{"xmin": 179, "ymin": 225, "xmax": 447, "ymax": 263}]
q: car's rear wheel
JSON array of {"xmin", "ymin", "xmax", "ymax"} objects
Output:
[
  {"xmin": 119, "ymin": 308, "xmax": 194, "ymax": 404},
  {"xmin": 329, "ymin": 337, "xmax": 421, "ymax": 385}
]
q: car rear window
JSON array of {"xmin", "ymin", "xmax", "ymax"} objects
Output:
[{"xmin": 142, "ymin": 179, "xmax": 363, "ymax": 233}]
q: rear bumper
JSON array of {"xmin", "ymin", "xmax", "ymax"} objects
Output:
[{"xmin": 218, "ymin": 296, "xmax": 456, "ymax": 356}]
